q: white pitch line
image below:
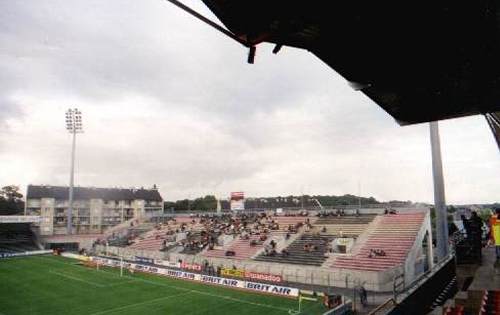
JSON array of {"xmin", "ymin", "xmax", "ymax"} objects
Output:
[
  {"xmin": 49, "ymin": 270, "xmax": 105, "ymax": 288},
  {"xmin": 88, "ymin": 291, "xmax": 192, "ymax": 315},
  {"xmin": 105, "ymin": 279, "xmax": 138, "ymax": 287},
  {"xmin": 102, "ymin": 272, "xmax": 290, "ymax": 312},
  {"xmin": 43, "ymin": 257, "xmax": 291, "ymax": 313}
]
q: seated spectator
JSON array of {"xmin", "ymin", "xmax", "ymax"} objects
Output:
[
  {"xmin": 321, "ymin": 226, "xmax": 327, "ymax": 233},
  {"xmin": 225, "ymin": 250, "xmax": 235, "ymax": 256},
  {"xmin": 281, "ymin": 249, "xmax": 289, "ymax": 257},
  {"xmin": 270, "ymin": 240, "xmax": 276, "ymax": 249}
]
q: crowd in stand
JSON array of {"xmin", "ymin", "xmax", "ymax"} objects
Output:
[{"xmin": 112, "ymin": 212, "xmax": 309, "ymax": 254}]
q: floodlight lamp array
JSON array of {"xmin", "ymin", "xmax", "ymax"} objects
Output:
[{"xmin": 65, "ymin": 108, "xmax": 83, "ymax": 133}]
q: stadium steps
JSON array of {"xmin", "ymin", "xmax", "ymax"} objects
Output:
[
  {"xmin": 203, "ymin": 235, "xmax": 265, "ymax": 260},
  {"xmin": 254, "ymin": 234, "xmax": 331, "ymax": 266},
  {"xmin": 127, "ymin": 222, "xmax": 180, "ymax": 251},
  {"xmin": 268, "ymin": 216, "xmax": 316, "ymax": 232},
  {"xmin": 179, "ymin": 231, "xmax": 207, "ymax": 255},
  {"xmin": 312, "ymin": 224, "xmax": 369, "ymax": 238},
  {"xmin": 330, "ymin": 212, "xmax": 426, "ymax": 271},
  {"xmin": 315, "ymin": 214, "xmax": 376, "ymax": 225},
  {"xmin": 0, "ymin": 223, "xmax": 38, "ymax": 253}
]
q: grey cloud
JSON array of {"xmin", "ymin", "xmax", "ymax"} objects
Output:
[{"xmin": 0, "ymin": 1, "xmax": 498, "ymax": 203}]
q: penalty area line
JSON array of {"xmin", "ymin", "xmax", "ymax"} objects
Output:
[
  {"xmin": 42, "ymin": 257, "xmax": 292, "ymax": 313},
  {"xmin": 88, "ymin": 291, "xmax": 192, "ymax": 315},
  {"xmin": 100, "ymin": 271, "xmax": 290, "ymax": 312},
  {"xmin": 49, "ymin": 270, "xmax": 106, "ymax": 288}
]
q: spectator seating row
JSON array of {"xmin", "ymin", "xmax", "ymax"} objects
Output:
[
  {"xmin": 479, "ymin": 290, "xmax": 500, "ymax": 315},
  {"xmin": 315, "ymin": 224, "xmax": 369, "ymax": 238},
  {"xmin": 331, "ymin": 212, "xmax": 426, "ymax": 271},
  {"xmin": 315, "ymin": 214, "xmax": 376, "ymax": 225},
  {"xmin": 254, "ymin": 233, "xmax": 332, "ymax": 266},
  {"xmin": 0, "ymin": 223, "xmax": 38, "ymax": 253},
  {"xmin": 179, "ymin": 231, "xmax": 206, "ymax": 255},
  {"xmin": 268, "ymin": 216, "xmax": 314, "ymax": 234},
  {"xmin": 203, "ymin": 234, "xmax": 265, "ymax": 260},
  {"xmin": 443, "ymin": 305, "xmax": 464, "ymax": 315},
  {"xmin": 127, "ymin": 222, "xmax": 181, "ymax": 251}
]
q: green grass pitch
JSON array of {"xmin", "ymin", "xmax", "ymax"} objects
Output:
[{"xmin": 0, "ymin": 255, "xmax": 326, "ymax": 315}]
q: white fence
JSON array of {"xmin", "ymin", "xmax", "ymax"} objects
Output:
[{"xmin": 0, "ymin": 216, "xmax": 41, "ymax": 223}]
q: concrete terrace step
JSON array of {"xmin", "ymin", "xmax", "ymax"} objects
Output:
[
  {"xmin": 203, "ymin": 235, "xmax": 264, "ymax": 260},
  {"xmin": 330, "ymin": 212, "xmax": 425, "ymax": 271}
]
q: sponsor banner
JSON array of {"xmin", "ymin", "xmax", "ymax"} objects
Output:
[
  {"xmin": 200, "ymin": 275, "xmax": 244, "ymax": 288},
  {"xmin": 221, "ymin": 268, "xmax": 245, "ymax": 278},
  {"xmin": 61, "ymin": 253, "xmax": 90, "ymax": 261},
  {"xmin": 245, "ymin": 282, "xmax": 299, "ymax": 297},
  {"xmin": 0, "ymin": 215, "xmax": 41, "ymax": 223},
  {"xmin": 163, "ymin": 269, "xmax": 199, "ymax": 281},
  {"xmin": 221, "ymin": 268, "xmax": 282, "ymax": 283},
  {"xmin": 154, "ymin": 259, "xmax": 180, "ymax": 269},
  {"xmin": 230, "ymin": 200, "xmax": 245, "ymax": 211},
  {"xmin": 180, "ymin": 262, "xmax": 202, "ymax": 271},
  {"xmin": 244, "ymin": 271, "xmax": 282, "ymax": 283},
  {"xmin": 87, "ymin": 256, "xmax": 298, "ymax": 297},
  {"xmin": 0, "ymin": 250, "xmax": 52, "ymax": 259},
  {"xmin": 135, "ymin": 256, "xmax": 154, "ymax": 264},
  {"xmin": 230, "ymin": 192, "xmax": 245, "ymax": 210},
  {"xmin": 230, "ymin": 192, "xmax": 244, "ymax": 200}
]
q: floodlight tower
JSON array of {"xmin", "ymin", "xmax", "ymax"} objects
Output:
[{"xmin": 65, "ymin": 108, "xmax": 83, "ymax": 235}]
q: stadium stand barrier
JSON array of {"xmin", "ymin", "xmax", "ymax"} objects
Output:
[
  {"xmin": 94, "ymin": 244, "xmax": 402, "ymax": 292},
  {"xmin": 0, "ymin": 249, "xmax": 52, "ymax": 259},
  {"xmin": 367, "ymin": 298, "xmax": 397, "ymax": 315},
  {"xmin": 88, "ymin": 255, "xmax": 301, "ymax": 298},
  {"xmin": 322, "ymin": 299, "xmax": 353, "ymax": 315}
]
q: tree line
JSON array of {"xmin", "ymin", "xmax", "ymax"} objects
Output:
[
  {"xmin": 163, "ymin": 194, "xmax": 391, "ymax": 212},
  {"xmin": 0, "ymin": 185, "xmax": 24, "ymax": 215}
]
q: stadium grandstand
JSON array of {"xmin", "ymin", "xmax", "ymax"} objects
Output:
[
  {"xmin": 0, "ymin": 223, "xmax": 39, "ymax": 255},
  {"xmin": 2, "ymin": 196, "xmax": 499, "ymax": 314},
  {"xmin": 1, "ymin": 1, "xmax": 500, "ymax": 314}
]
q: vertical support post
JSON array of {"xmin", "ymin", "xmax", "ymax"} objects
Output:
[
  {"xmin": 429, "ymin": 122, "xmax": 449, "ymax": 261},
  {"xmin": 120, "ymin": 256, "xmax": 124, "ymax": 277},
  {"xmin": 67, "ymin": 131, "xmax": 76, "ymax": 235}
]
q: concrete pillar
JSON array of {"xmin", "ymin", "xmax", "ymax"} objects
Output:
[{"xmin": 429, "ymin": 122, "xmax": 449, "ymax": 260}]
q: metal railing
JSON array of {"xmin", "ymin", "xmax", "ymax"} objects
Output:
[{"xmin": 367, "ymin": 298, "xmax": 396, "ymax": 315}]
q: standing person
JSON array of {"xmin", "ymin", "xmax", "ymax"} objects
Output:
[
  {"xmin": 490, "ymin": 209, "xmax": 500, "ymax": 261},
  {"xmin": 470, "ymin": 211, "xmax": 484, "ymax": 261}
]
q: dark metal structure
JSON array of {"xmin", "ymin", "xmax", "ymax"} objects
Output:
[{"xmin": 167, "ymin": 1, "xmax": 500, "ymax": 139}]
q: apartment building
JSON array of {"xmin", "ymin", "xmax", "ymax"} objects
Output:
[{"xmin": 25, "ymin": 185, "xmax": 163, "ymax": 235}]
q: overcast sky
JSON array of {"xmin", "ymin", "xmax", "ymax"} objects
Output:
[{"xmin": 0, "ymin": 0, "xmax": 498, "ymax": 204}]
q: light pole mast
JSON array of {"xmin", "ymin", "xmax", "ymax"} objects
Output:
[{"xmin": 65, "ymin": 108, "xmax": 83, "ymax": 235}]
